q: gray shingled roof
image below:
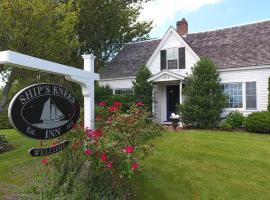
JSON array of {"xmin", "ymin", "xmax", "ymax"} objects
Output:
[
  {"xmin": 101, "ymin": 20, "xmax": 270, "ymax": 79},
  {"xmin": 100, "ymin": 39, "xmax": 161, "ymax": 79}
]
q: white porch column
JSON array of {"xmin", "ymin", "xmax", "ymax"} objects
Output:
[
  {"xmin": 179, "ymin": 81, "xmax": 182, "ymax": 105},
  {"xmin": 152, "ymin": 85, "xmax": 155, "ymax": 118},
  {"xmin": 179, "ymin": 80, "xmax": 183, "ymax": 127},
  {"xmin": 82, "ymin": 54, "xmax": 96, "ymax": 130}
]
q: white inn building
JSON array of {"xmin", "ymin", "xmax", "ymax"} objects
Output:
[{"xmin": 99, "ymin": 19, "xmax": 270, "ymax": 124}]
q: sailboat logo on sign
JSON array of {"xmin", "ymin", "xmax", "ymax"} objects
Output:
[{"xmin": 33, "ymin": 97, "xmax": 68, "ymax": 129}]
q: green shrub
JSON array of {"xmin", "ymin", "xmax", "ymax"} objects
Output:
[
  {"xmin": 0, "ymin": 107, "xmax": 12, "ymax": 129},
  {"xmin": 219, "ymin": 121, "xmax": 232, "ymax": 131},
  {"xmin": 244, "ymin": 111, "xmax": 270, "ymax": 133},
  {"xmin": 225, "ymin": 111, "xmax": 245, "ymax": 128},
  {"xmin": 133, "ymin": 65, "xmax": 153, "ymax": 112},
  {"xmin": 95, "ymin": 82, "xmax": 113, "ymax": 103},
  {"xmin": 21, "ymin": 102, "xmax": 162, "ymax": 199},
  {"xmin": 179, "ymin": 58, "xmax": 226, "ymax": 128},
  {"xmin": 0, "ymin": 135, "xmax": 8, "ymax": 146}
]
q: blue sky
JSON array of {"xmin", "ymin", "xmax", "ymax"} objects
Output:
[{"xmin": 139, "ymin": 0, "xmax": 270, "ymax": 38}]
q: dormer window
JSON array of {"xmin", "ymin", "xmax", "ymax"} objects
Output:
[{"xmin": 160, "ymin": 47, "xmax": 185, "ymax": 71}]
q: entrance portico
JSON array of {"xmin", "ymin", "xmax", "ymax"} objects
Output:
[{"xmin": 148, "ymin": 70, "xmax": 186, "ymax": 124}]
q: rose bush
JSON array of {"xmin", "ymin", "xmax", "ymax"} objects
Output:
[{"xmin": 21, "ymin": 101, "xmax": 162, "ymax": 199}]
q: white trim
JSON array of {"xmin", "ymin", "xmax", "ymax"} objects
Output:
[
  {"xmin": 100, "ymin": 76, "xmax": 136, "ymax": 81},
  {"xmin": 219, "ymin": 65, "xmax": 270, "ymax": 72},
  {"xmin": 147, "ymin": 70, "xmax": 186, "ymax": 82},
  {"xmin": 146, "ymin": 26, "xmax": 200, "ymax": 68}
]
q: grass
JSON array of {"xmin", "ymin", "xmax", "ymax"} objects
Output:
[
  {"xmin": 0, "ymin": 129, "xmax": 41, "ymax": 198},
  {"xmin": 133, "ymin": 130, "xmax": 270, "ymax": 200},
  {"xmin": 2, "ymin": 129, "xmax": 270, "ymax": 199}
]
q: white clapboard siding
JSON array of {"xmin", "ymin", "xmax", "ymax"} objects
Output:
[
  {"xmin": 148, "ymin": 29, "xmax": 199, "ymax": 76},
  {"xmin": 220, "ymin": 66, "xmax": 270, "ymax": 114},
  {"xmin": 99, "ymin": 78, "xmax": 135, "ymax": 90}
]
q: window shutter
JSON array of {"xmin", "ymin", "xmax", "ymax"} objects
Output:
[
  {"xmin": 178, "ymin": 47, "xmax": 185, "ymax": 69},
  {"xmin": 160, "ymin": 50, "xmax": 167, "ymax": 71}
]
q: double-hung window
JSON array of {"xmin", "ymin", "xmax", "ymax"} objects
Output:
[
  {"xmin": 246, "ymin": 82, "xmax": 257, "ymax": 110},
  {"xmin": 223, "ymin": 83, "xmax": 243, "ymax": 108},
  {"xmin": 167, "ymin": 48, "xmax": 178, "ymax": 69},
  {"xmin": 160, "ymin": 47, "xmax": 185, "ymax": 70}
]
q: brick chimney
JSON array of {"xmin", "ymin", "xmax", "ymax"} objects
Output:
[{"xmin": 176, "ymin": 18, "xmax": 188, "ymax": 36}]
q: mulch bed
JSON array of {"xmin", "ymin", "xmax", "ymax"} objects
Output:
[{"xmin": 0, "ymin": 144, "xmax": 14, "ymax": 154}]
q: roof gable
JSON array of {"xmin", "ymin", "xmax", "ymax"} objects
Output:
[{"xmin": 146, "ymin": 27, "xmax": 200, "ymax": 67}]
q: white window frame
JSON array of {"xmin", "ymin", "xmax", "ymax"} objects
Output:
[
  {"xmin": 223, "ymin": 82, "xmax": 243, "ymax": 109},
  {"xmin": 114, "ymin": 88, "xmax": 133, "ymax": 95},
  {"xmin": 245, "ymin": 81, "xmax": 257, "ymax": 111},
  {"xmin": 222, "ymin": 81, "xmax": 258, "ymax": 112},
  {"xmin": 166, "ymin": 48, "xmax": 178, "ymax": 70}
]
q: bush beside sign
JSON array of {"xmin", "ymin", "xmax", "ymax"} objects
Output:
[{"xmin": 8, "ymin": 83, "xmax": 80, "ymax": 140}]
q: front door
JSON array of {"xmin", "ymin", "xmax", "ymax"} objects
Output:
[{"xmin": 166, "ymin": 85, "xmax": 179, "ymax": 121}]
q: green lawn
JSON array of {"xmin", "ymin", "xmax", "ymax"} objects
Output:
[
  {"xmin": 0, "ymin": 129, "xmax": 40, "ymax": 198},
  {"xmin": 133, "ymin": 130, "xmax": 270, "ymax": 200},
  {"xmin": 1, "ymin": 130, "xmax": 270, "ymax": 199}
]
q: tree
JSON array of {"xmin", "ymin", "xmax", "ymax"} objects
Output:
[
  {"xmin": 0, "ymin": 0, "xmax": 79, "ymax": 113},
  {"xmin": 77, "ymin": 0, "xmax": 152, "ymax": 70},
  {"xmin": 133, "ymin": 65, "xmax": 153, "ymax": 111},
  {"xmin": 179, "ymin": 58, "xmax": 226, "ymax": 128}
]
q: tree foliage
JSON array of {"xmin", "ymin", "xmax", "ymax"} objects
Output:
[
  {"xmin": 179, "ymin": 58, "xmax": 226, "ymax": 128},
  {"xmin": 0, "ymin": 0, "xmax": 79, "ymax": 112},
  {"xmin": 133, "ymin": 65, "xmax": 153, "ymax": 111},
  {"xmin": 77, "ymin": 0, "xmax": 153, "ymax": 70}
]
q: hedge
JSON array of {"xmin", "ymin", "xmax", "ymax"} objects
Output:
[{"xmin": 244, "ymin": 111, "xmax": 270, "ymax": 133}]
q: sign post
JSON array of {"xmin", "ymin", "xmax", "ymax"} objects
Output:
[{"xmin": 0, "ymin": 50, "xmax": 99, "ymax": 130}]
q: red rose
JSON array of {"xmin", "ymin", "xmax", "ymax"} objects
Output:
[
  {"xmin": 113, "ymin": 101, "xmax": 122, "ymax": 107},
  {"xmin": 42, "ymin": 159, "xmax": 49, "ymax": 165},
  {"xmin": 92, "ymin": 129, "xmax": 102, "ymax": 138},
  {"xmin": 101, "ymin": 152, "xmax": 107, "ymax": 162},
  {"xmin": 85, "ymin": 129, "xmax": 92, "ymax": 136},
  {"xmin": 123, "ymin": 146, "xmax": 134, "ymax": 154},
  {"xmin": 107, "ymin": 116, "xmax": 113, "ymax": 124},
  {"xmin": 107, "ymin": 161, "xmax": 113, "ymax": 169},
  {"xmin": 98, "ymin": 102, "xmax": 107, "ymax": 107},
  {"xmin": 131, "ymin": 163, "xmax": 139, "ymax": 171},
  {"xmin": 108, "ymin": 106, "xmax": 118, "ymax": 113},
  {"xmin": 136, "ymin": 102, "xmax": 144, "ymax": 107},
  {"xmin": 84, "ymin": 149, "xmax": 92, "ymax": 155}
]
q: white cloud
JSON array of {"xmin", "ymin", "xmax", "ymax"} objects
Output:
[{"xmin": 139, "ymin": 0, "xmax": 222, "ymax": 27}]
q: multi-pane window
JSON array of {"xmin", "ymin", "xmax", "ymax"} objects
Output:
[
  {"xmin": 223, "ymin": 83, "xmax": 243, "ymax": 108},
  {"xmin": 114, "ymin": 88, "xmax": 133, "ymax": 95},
  {"xmin": 167, "ymin": 48, "xmax": 178, "ymax": 69},
  {"xmin": 246, "ymin": 82, "xmax": 257, "ymax": 110}
]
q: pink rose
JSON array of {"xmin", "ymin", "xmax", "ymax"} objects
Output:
[
  {"xmin": 98, "ymin": 102, "xmax": 107, "ymax": 107},
  {"xmin": 84, "ymin": 149, "xmax": 92, "ymax": 155},
  {"xmin": 131, "ymin": 163, "xmax": 139, "ymax": 171},
  {"xmin": 101, "ymin": 152, "xmax": 107, "ymax": 162},
  {"xmin": 42, "ymin": 159, "xmax": 49, "ymax": 165},
  {"xmin": 136, "ymin": 102, "xmax": 144, "ymax": 107},
  {"xmin": 107, "ymin": 162, "xmax": 113, "ymax": 169},
  {"xmin": 123, "ymin": 146, "xmax": 134, "ymax": 154},
  {"xmin": 113, "ymin": 101, "xmax": 122, "ymax": 107}
]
